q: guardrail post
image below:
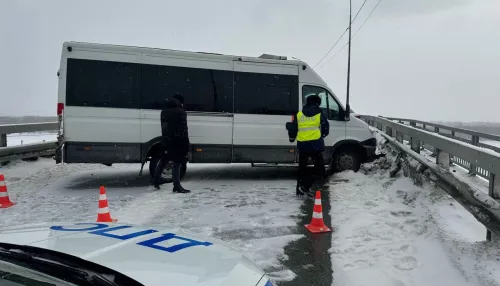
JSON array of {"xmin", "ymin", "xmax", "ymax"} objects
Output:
[
  {"xmin": 487, "ymin": 173, "xmax": 500, "ymax": 241},
  {"xmin": 396, "ymin": 131, "xmax": 403, "ymax": 143},
  {"xmin": 0, "ymin": 134, "xmax": 6, "ymax": 148},
  {"xmin": 429, "ymin": 127, "xmax": 441, "ymax": 156},
  {"xmin": 410, "ymin": 137, "xmax": 420, "ymax": 154},
  {"xmin": 0, "ymin": 134, "xmax": 7, "ymax": 166},
  {"xmin": 385, "ymin": 126, "xmax": 393, "ymax": 137},
  {"xmin": 408, "ymin": 122, "xmax": 420, "ymax": 153},
  {"xmin": 436, "ymin": 148, "xmax": 450, "ymax": 171},
  {"xmin": 447, "ymin": 131, "xmax": 456, "ymax": 166},
  {"xmin": 469, "ymin": 135, "xmax": 479, "ymax": 175}
]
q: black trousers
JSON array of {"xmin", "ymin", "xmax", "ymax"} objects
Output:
[
  {"xmin": 153, "ymin": 152, "xmax": 183, "ymax": 187},
  {"xmin": 297, "ymin": 151, "xmax": 325, "ymax": 190}
]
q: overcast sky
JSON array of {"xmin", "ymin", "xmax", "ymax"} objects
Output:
[{"xmin": 0, "ymin": 0, "xmax": 498, "ymax": 122}]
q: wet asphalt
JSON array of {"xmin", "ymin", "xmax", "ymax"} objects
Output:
[{"xmin": 281, "ymin": 178, "xmax": 333, "ymax": 286}]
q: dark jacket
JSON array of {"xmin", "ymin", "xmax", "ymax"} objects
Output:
[
  {"xmin": 161, "ymin": 98, "xmax": 190, "ymax": 160},
  {"xmin": 287, "ymin": 104, "xmax": 330, "ymax": 152}
]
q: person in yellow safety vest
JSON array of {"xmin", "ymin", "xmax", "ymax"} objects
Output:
[{"xmin": 286, "ymin": 94, "xmax": 330, "ymax": 198}]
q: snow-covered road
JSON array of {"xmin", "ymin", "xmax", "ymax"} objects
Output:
[
  {"xmin": 329, "ymin": 148, "xmax": 500, "ymax": 286},
  {"xmin": 0, "ymin": 160, "xmax": 304, "ymax": 283},
  {"xmin": 1, "ymin": 137, "xmax": 500, "ymax": 285}
]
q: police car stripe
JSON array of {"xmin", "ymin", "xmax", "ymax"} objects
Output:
[
  {"xmin": 51, "ymin": 223, "xmax": 214, "ymax": 253},
  {"xmin": 97, "ymin": 207, "xmax": 109, "ymax": 214},
  {"xmin": 315, "ymin": 199, "xmax": 322, "ymax": 205},
  {"xmin": 312, "ymin": 212, "xmax": 323, "ymax": 219},
  {"xmin": 99, "ymin": 194, "xmax": 107, "ymax": 200}
]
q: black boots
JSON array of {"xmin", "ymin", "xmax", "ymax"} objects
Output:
[
  {"xmin": 296, "ymin": 185, "xmax": 314, "ymax": 198},
  {"xmin": 173, "ymin": 184, "xmax": 191, "ymax": 193},
  {"xmin": 151, "ymin": 178, "xmax": 170, "ymax": 190}
]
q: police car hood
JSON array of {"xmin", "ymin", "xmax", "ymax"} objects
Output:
[{"xmin": 0, "ymin": 222, "xmax": 265, "ymax": 286}]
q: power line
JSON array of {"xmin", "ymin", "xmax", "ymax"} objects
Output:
[
  {"xmin": 320, "ymin": 0, "xmax": 383, "ymax": 68},
  {"xmin": 313, "ymin": 0, "xmax": 368, "ymax": 68},
  {"xmin": 319, "ymin": 0, "xmax": 383, "ymax": 69}
]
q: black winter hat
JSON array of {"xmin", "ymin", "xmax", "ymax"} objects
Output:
[
  {"xmin": 173, "ymin": 93, "xmax": 185, "ymax": 104},
  {"xmin": 306, "ymin": 94, "xmax": 321, "ymax": 106}
]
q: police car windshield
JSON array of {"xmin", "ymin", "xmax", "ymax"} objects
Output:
[
  {"xmin": 0, "ymin": 260, "xmax": 76, "ymax": 286},
  {"xmin": 0, "ymin": 243, "xmax": 144, "ymax": 286}
]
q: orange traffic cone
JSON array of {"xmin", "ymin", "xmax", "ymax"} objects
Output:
[
  {"xmin": 305, "ymin": 190, "xmax": 331, "ymax": 233},
  {"xmin": 0, "ymin": 174, "xmax": 15, "ymax": 208},
  {"xmin": 96, "ymin": 186, "xmax": 117, "ymax": 223}
]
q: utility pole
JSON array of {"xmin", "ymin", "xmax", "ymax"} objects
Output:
[{"xmin": 345, "ymin": 0, "xmax": 353, "ymax": 120}]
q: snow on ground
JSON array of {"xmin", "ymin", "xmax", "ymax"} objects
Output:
[
  {"xmin": 7, "ymin": 132, "xmax": 57, "ymax": 146},
  {"xmin": 0, "ymin": 159, "xmax": 304, "ymax": 283},
  {"xmin": 329, "ymin": 155, "xmax": 500, "ymax": 286}
]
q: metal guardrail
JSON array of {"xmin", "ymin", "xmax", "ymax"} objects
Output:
[
  {"xmin": 384, "ymin": 117, "xmax": 500, "ymax": 179},
  {"xmin": 0, "ymin": 122, "xmax": 58, "ymax": 135},
  {"xmin": 0, "ymin": 141, "xmax": 58, "ymax": 163},
  {"xmin": 361, "ymin": 115, "xmax": 500, "ymax": 241},
  {"xmin": 0, "ymin": 122, "xmax": 58, "ymax": 163}
]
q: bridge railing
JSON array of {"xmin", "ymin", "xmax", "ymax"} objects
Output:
[
  {"xmin": 0, "ymin": 122, "xmax": 58, "ymax": 163},
  {"xmin": 361, "ymin": 115, "xmax": 500, "ymax": 241},
  {"xmin": 383, "ymin": 117, "xmax": 500, "ymax": 180}
]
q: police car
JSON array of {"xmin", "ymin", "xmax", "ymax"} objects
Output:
[{"xmin": 0, "ymin": 222, "xmax": 273, "ymax": 286}]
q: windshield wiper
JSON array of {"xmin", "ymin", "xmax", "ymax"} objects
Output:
[{"xmin": 0, "ymin": 243, "xmax": 143, "ymax": 286}]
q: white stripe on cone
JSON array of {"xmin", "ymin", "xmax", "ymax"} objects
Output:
[
  {"xmin": 0, "ymin": 192, "xmax": 7, "ymax": 197},
  {"xmin": 312, "ymin": 212, "xmax": 323, "ymax": 219},
  {"xmin": 315, "ymin": 199, "xmax": 321, "ymax": 205},
  {"xmin": 99, "ymin": 194, "xmax": 107, "ymax": 200},
  {"xmin": 0, "ymin": 181, "xmax": 5, "ymax": 186},
  {"xmin": 98, "ymin": 207, "xmax": 110, "ymax": 214}
]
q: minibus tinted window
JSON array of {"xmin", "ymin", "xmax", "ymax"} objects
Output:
[
  {"xmin": 234, "ymin": 72, "xmax": 298, "ymax": 115},
  {"xmin": 141, "ymin": 64, "xmax": 233, "ymax": 112},
  {"xmin": 66, "ymin": 59, "xmax": 141, "ymax": 109}
]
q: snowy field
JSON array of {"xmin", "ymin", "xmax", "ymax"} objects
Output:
[
  {"xmin": 6, "ymin": 132, "xmax": 57, "ymax": 146},
  {"xmin": 0, "ymin": 159, "xmax": 304, "ymax": 284}
]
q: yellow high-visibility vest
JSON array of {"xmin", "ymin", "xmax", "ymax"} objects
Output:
[{"xmin": 297, "ymin": 111, "xmax": 321, "ymax": 142}]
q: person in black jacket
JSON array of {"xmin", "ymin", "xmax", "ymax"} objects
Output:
[
  {"xmin": 287, "ymin": 94, "xmax": 330, "ymax": 197},
  {"xmin": 152, "ymin": 94, "xmax": 191, "ymax": 193}
]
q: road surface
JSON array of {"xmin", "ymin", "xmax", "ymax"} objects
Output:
[{"xmin": 1, "ymin": 151, "xmax": 500, "ymax": 285}]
